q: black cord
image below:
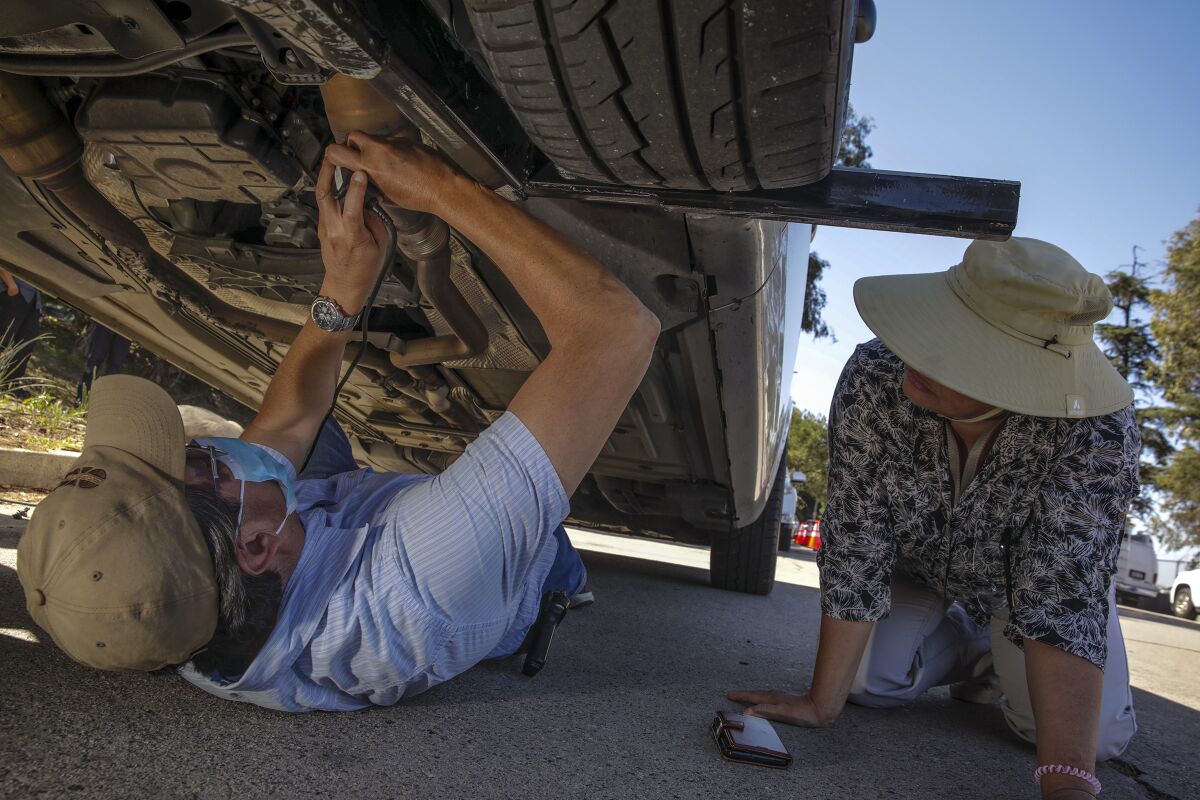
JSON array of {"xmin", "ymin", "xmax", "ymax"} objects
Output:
[{"xmin": 298, "ymin": 200, "xmax": 396, "ymax": 472}]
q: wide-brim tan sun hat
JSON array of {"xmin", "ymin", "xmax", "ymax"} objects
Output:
[
  {"xmin": 853, "ymin": 237, "xmax": 1133, "ymax": 419},
  {"xmin": 17, "ymin": 375, "xmax": 217, "ymax": 671}
]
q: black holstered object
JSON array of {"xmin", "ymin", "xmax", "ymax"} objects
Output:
[{"xmin": 521, "ymin": 591, "xmax": 570, "ymax": 677}]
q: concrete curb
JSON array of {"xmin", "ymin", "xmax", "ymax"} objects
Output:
[
  {"xmin": 0, "ymin": 447, "xmax": 79, "ymax": 491},
  {"xmin": 0, "ymin": 405, "xmax": 240, "ymax": 492}
]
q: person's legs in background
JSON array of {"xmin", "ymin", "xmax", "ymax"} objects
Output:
[
  {"xmin": 989, "ymin": 584, "xmax": 1137, "ymax": 759},
  {"xmin": 103, "ymin": 330, "xmax": 131, "ymax": 376},
  {"xmin": 1, "ymin": 292, "xmax": 40, "ymax": 393},
  {"xmin": 78, "ymin": 324, "xmax": 134, "ymax": 403},
  {"xmin": 848, "ymin": 572, "xmax": 991, "ymax": 708},
  {"xmin": 0, "ymin": 294, "xmax": 20, "ymax": 353},
  {"xmin": 78, "ymin": 323, "xmax": 112, "ymax": 401}
]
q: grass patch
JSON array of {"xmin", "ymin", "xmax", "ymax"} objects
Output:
[
  {"xmin": 0, "ymin": 392, "xmax": 87, "ymax": 452},
  {"xmin": 2, "ymin": 297, "xmax": 252, "ymax": 453}
]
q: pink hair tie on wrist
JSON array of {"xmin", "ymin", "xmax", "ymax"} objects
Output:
[{"xmin": 1034, "ymin": 764, "xmax": 1102, "ymax": 795}]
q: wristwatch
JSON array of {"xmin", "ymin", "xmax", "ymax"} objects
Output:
[{"xmin": 310, "ymin": 295, "xmax": 363, "ymax": 332}]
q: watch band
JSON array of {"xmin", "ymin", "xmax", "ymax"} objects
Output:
[{"xmin": 310, "ymin": 295, "xmax": 363, "ymax": 332}]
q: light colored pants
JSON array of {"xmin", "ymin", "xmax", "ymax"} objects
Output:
[{"xmin": 847, "ymin": 574, "xmax": 1137, "ymax": 760}]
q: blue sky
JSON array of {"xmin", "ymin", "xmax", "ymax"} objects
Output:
[{"xmin": 788, "ymin": 1, "xmax": 1200, "ymax": 420}]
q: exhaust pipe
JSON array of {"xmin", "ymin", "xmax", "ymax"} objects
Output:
[
  {"xmin": 320, "ymin": 75, "xmax": 487, "ymax": 368},
  {"xmin": 0, "ymin": 74, "xmax": 81, "ymax": 181}
]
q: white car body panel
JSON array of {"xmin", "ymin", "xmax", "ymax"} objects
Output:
[
  {"xmin": 1170, "ymin": 568, "xmax": 1199, "ymax": 609},
  {"xmin": 1116, "ymin": 534, "xmax": 1159, "ymax": 599}
]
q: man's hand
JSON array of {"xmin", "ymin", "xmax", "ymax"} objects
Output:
[
  {"xmin": 240, "ymin": 150, "xmax": 391, "ymax": 468},
  {"xmin": 726, "ymin": 690, "xmax": 834, "ymax": 728},
  {"xmin": 324, "ymin": 132, "xmax": 465, "ymax": 216},
  {"xmin": 1, "ymin": 266, "xmax": 20, "ymax": 296},
  {"xmin": 314, "ymin": 156, "xmax": 390, "ymax": 313}
]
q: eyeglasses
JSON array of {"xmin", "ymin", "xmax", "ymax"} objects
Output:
[
  {"xmin": 184, "ymin": 441, "xmax": 248, "ymax": 541},
  {"xmin": 185, "ymin": 441, "xmax": 229, "ymax": 494}
]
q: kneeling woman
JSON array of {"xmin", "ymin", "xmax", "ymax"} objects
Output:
[{"xmin": 732, "ymin": 238, "xmax": 1139, "ymax": 800}]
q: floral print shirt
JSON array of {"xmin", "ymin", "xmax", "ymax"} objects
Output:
[{"xmin": 817, "ymin": 340, "xmax": 1140, "ymax": 670}]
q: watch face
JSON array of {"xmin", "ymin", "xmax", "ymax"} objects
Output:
[{"xmin": 311, "ymin": 298, "xmax": 345, "ymax": 331}]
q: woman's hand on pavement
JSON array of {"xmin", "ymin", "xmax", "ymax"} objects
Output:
[
  {"xmin": 323, "ymin": 132, "xmax": 466, "ymax": 216},
  {"xmin": 727, "ymin": 689, "xmax": 834, "ymax": 728},
  {"xmin": 314, "ymin": 155, "xmax": 389, "ymax": 314}
]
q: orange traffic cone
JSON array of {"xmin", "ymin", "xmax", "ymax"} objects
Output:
[
  {"xmin": 794, "ymin": 523, "xmax": 809, "ymax": 548},
  {"xmin": 809, "ymin": 521, "xmax": 822, "ymax": 551}
]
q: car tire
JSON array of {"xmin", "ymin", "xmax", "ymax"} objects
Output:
[
  {"xmin": 465, "ymin": 0, "xmax": 858, "ymax": 191},
  {"xmin": 1116, "ymin": 591, "xmax": 1139, "ymax": 608},
  {"xmin": 778, "ymin": 526, "xmax": 793, "ymax": 552},
  {"xmin": 710, "ymin": 457, "xmax": 784, "ymax": 595},
  {"xmin": 1173, "ymin": 586, "xmax": 1197, "ymax": 620}
]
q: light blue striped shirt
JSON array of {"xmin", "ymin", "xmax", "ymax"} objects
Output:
[{"xmin": 180, "ymin": 412, "xmax": 568, "ymax": 712}]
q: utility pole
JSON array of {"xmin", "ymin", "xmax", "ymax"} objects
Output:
[
  {"xmin": 1114, "ymin": 245, "xmax": 1145, "ymax": 379},
  {"xmin": 1101, "ymin": 244, "xmax": 1153, "ymax": 386}
]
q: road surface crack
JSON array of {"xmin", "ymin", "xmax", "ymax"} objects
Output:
[{"xmin": 1109, "ymin": 758, "xmax": 1181, "ymax": 800}]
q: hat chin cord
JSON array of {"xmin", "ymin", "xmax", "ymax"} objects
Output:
[{"xmin": 940, "ymin": 406, "xmax": 1007, "ymax": 424}]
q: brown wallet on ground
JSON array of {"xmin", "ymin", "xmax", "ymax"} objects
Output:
[{"xmin": 711, "ymin": 711, "xmax": 792, "ymax": 769}]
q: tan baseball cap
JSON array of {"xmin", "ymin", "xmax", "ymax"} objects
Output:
[
  {"xmin": 853, "ymin": 237, "xmax": 1133, "ymax": 418},
  {"xmin": 17, "ymin": 375, "xmax": 217, "ymax": 671}
]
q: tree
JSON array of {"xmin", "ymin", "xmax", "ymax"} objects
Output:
[
  {"xmin": 1147, "ymin": 211, "xmax": 1200, "ymax": 552},
  {"xmin": 1095, "ymin": 247, "xmax": 1172, "ymax": 514},
  {"xmin": 801, "ymin": 252, "xmax": 831, "ymax": 339},
  {"xmin": 1097, "ymin": 247, "xmax": 1157, "ymax": 392},
  {"xmin": 801, "ymin": 105, "xmax": 874, "ymax": 340},
  {"xmin": 786, "ymin": 407, "xmax": 829, "ymax": 520},
  {"xmin": 836, "ymin": 104, "xmax": 874, "ymax": 170}
]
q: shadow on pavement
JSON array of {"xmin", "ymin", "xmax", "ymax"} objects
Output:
[{"xmin": 1111, "ymin": 688, "xmax": 1198, "ymax": 799}]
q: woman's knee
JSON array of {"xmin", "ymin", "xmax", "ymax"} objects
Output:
[{"xmin": 846, "ymin": 645, "xmax": 927, "ymax": 708}]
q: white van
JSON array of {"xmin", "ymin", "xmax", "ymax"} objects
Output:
[{"xmin": 1115, "ymin": 532, "xmax": 1159, "ymax": 606}]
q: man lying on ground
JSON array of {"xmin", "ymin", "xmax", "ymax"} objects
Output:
[{"xmin": 18, "ymin": 135, "xmax": 659, "ymax": 711}]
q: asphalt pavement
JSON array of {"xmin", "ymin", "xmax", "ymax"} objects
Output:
[{"xmin": 1, "ymin": 500, "xmax": 1196, "ymax": 800}]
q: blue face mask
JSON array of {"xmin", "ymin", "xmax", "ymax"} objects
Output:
[{"xmin": 192, "ymin": 437, "xmax": 298, "ymax": 536}]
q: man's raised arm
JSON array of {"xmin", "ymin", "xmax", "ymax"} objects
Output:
[
  {"xmin": 327, "ymin": 135, "xmax": 659, "ymax": 494},
  {"xmin": 240, "ymin": 159, "xmax": 389, "ymax": 468}
]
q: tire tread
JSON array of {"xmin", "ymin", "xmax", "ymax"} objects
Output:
[
  {"xmin": 466, "ymin": 0, "xmax": 855, "ymax": 190},
  {"xmin": 709, "ymin": 457, "xmax": 785, "ymax": 595}
]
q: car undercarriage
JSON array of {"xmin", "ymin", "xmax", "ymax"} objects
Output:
[{"xmin": 0, "ymin": 0, "xmax": 1018, "ymax": 593}]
